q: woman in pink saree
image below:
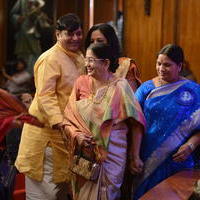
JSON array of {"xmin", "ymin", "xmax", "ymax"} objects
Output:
[{"xmin": 64, "ymin": 43, "xmax": 146, "ymax": 200}]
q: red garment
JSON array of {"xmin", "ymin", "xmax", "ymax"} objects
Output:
[
  {"xmin": 0, "ymin": 89, "xmax": 43, "ymax": 143},
  {"xmin": 0, "ymin": 117, "xmax": 15, "ymax": 143}
]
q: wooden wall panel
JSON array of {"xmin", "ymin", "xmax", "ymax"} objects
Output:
[
  {"xmin": 124, "ymin": 0, "xmax": 200, "ymax": 83},
  {"xmin": 178, "ymin": 0, "xmax": 200, "ymax": 82},
  {"xmin": 161, "ymin": 0, "xmax": 177, "ymax": 45},
  {"xmin": 56, "ymin": 0, "xmax": 77, "ymax": 17},
  {"xmin": 118, "ymin": 0, "xmax": 123, "ymax": 12},
  {"xmin": 124, "ymin": 0, "xmax": 164, "ymax": 81},
  {"xmin": 83, "ymin": 0, "xmax": 90, "ymax": 36},
  {"xmin": 94, "ymin": 0, "xmax": 116, "ymax": 24}
]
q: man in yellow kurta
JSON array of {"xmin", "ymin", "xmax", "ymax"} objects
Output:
[{"xmin": 15, "ymin": 13, "xmax": 84, "ymax": 199}]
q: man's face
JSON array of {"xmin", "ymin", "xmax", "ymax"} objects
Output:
[{"xmin": 56, "ymin": 27, "xmax": 83, "ymax": 52}]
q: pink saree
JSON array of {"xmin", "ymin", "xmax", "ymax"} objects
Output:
[{"xmin": 64, "ymin": 75, "xmax": 145, "ymax": 200}]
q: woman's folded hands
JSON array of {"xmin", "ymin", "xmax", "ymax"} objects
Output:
[{"xmin": 75, "ymin": 133, "xmax": 96, "ymax": 147}]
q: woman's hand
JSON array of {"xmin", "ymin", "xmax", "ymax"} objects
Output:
[
  {"xmin": 173, "ymin": 143, "xmax": 194, "ymax": 162},
  {"xmin": 129, "ymin": 156, "xmax": 144, "ymax": 174},
  {"xmin": 75, "ymin": 133, "xmax": 95, "ymax": 147}
]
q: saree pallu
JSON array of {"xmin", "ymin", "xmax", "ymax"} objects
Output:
[
  {"xmin": 115, "ymin": 57, "xmax": 141, "ymax": 92},
  {"xmin": 64, "ymin": 75, "xmax": 145, "ymax": 200},
  {"xmin": 134, "ymin": 80, "xmax": 200, "ymax": 199}
]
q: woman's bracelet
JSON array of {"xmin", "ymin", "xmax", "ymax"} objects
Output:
[
  {"xmin": 128, "ymin": 155, "xmax": 139, "ymax": 160},
  {"xmin": 188, "ymin": 143, "xmax": 195, "ymax": 151}
]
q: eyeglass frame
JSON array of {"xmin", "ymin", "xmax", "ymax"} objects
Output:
[{"xmin": 84, "ymin": 57, "xmax": 106, "ymax": 65}]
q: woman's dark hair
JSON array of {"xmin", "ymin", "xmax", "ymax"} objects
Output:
[
  {"xmin": 56, "ymin": 13, "xmax": 82, "ymax": 32},
  {"xmin": 87, "ymin": 43, "xmax": 119, "ymax": 73},
  {"xmin": 85, "ymin": 23, "xmax": 121, "ymax": 58},
  {"xmin": 158, "ymin": 44, "xmax": 184, "ymax": 65}
]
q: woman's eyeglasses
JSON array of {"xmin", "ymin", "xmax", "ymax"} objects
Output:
[{"xmin": 84, "ymin": 57, "xmax": 105, "ymax": 65}]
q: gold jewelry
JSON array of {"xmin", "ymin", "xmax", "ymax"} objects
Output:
[
  {"xmin": 90, "ymin": 83, "xmax": 110, "ymax": 104},
  {"xmin": 157, "ymin": 76, "xmax": 180, "ymax": 86},
  {"xmin": 89, "ymin": 75, "xmax": 114, "ymax": 104}
]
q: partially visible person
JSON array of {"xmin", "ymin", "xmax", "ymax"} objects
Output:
[
  {"xmin": 5, "ymin": 92, "xmax": 33, "ymax": 165},
  {"xmin": 10, "ymin": 0, "xmax": 52, "ymax": 74},
  {"xmin": 0, "ymin": 89, "xmax": 36, "ymax": 200},
  {"xmin": 85, "ymin": 23, "xmax": 141, "ymax": 92},
  {"xmin": 15, "ymin": 13, "xmax": 84, "ymax": 200},
  {"xmin": 2, "ymin": 59, "xmax": 32, "ymax": 94},
  {"xmin": 64, "ymin": 43, "xmax": 145, "ymax": 200},
  {"xmin": 133, "ymin": 44, "xmax": 200, "ymax": 199},
  {"xmin": 107, "ymin": 11, "xmax": 123, "ymax": 47},
  {"xmin": 0, "ymin": 88, "xmax": 42, "ymax": 148}
]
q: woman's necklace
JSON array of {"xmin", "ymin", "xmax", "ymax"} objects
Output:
[
  {"xmin": 158, "ymin": 77, "xmax": 168, "ymax": 86},
  {"xmin": 90, "ymin": 75, "xmax": 114, "ymax": 104},
  {"xmin": 157, "ymin": 76, "xmax": 181, "ymax": 87}
]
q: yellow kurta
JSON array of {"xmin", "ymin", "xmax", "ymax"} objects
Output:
[{"xmin": 15, "ymin": 43, "xmax": 84, "ymax": 183}]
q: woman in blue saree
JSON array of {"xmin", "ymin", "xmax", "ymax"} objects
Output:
[{"xmin": 133, "ymin": 44, "xmax": 200, "ymax": 199}]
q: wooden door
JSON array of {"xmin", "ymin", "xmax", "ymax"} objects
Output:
[
  {"xmin": 124, "ymin": 0, "xmax": 200, "ymax": 83},
  {"xmin": 177, "ymin": 0, "xmax": 200, "ymax": 82}
]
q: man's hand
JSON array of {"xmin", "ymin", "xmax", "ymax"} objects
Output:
[{"xmin": 52, "ymin": 122, "xmax": 64, "ymax": 131}]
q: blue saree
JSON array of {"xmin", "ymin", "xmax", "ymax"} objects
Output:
[{"xmin": 133, "ymin": 79, "xmax": 200, "ymax": 199}]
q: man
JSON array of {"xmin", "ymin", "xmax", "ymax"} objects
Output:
[{"xmin": 15, "ymin": 13, "xmax": 84, "ymax": 199}]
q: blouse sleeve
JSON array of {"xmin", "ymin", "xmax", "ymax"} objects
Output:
[{"xmin": 135, "ymin": 80, "xmax": 155, "ymax": 109}]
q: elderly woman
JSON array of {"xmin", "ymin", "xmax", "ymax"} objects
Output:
[
  {"xmin": 133, "ymin": 44, "xmax": 200, "ymax": 199},
  {"xmin": 64, "ymin": 43, "xmax": 145, "ymax": 200},
  {"xmin": 85, "ymin": 23, "xmax": 141, "ymax": 92}
]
